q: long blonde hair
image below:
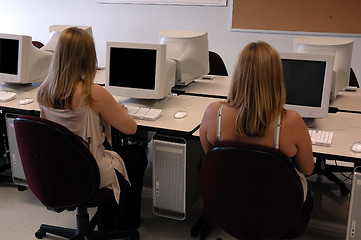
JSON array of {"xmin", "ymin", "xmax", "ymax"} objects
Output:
[
  {"xmin": 227, "ymin": 41, "xmax": 286, "ymax": 137},
  {"xmin": 37, "ymin": 27, "xmax": 97, "ymax": 109}
]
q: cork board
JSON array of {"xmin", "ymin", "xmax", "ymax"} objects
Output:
[{"xmin": 232, "ymin": 0, "xmax": 361, "ymax": 34}]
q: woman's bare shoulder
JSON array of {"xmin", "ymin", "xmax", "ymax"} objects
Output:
[
  {"xmin": 91, "ymin": 84, "xmax": 109, "ymax": 98},
  {"xmin": 205, "ymin": 101, "xmax": 225, "ymax": 114},
  {"xmin": 284, "ymin": 109, "xmax": 303, "ymax": 123}
]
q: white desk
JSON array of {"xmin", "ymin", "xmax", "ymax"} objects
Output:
[
  {"xmin": 0, "ymin": 83, "xmax": 40, "ymax": 114},
  {"xmin": 172, "ymin": 76, "xmax": 231, "ymax": 98},
  {"xmin": 0, "ymin": 82, "xmax": 217, "ymax": 137},
  {"xmin": 330, "ymin": 89, "xmax": 361, "ymax": 113},
  {"xmin": 310, "ymin": 112, "xmax": 361, "ymax": 162}
]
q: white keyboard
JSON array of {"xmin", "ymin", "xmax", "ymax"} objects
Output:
[
  {"xmin": 308, "ymin": 130, "xmax": 334, "ymax": 147},
  {"xmin": 0, "ymin": 90, "xmax": 16, "ymax": 102},
  {"xmin": 125, "ymin": 105, "xmax": 162, "ymax": 121}
]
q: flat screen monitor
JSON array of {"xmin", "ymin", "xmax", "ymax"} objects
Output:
[
  {"xmin": 294, "ymin": 37, "xmax": 353, "ymax": 100},
  {"xmin": 105, "ymin": 42, "xmax": 176, "ymax": 100},
  {"xmin": 279, "ymin": 52, "xmax": 334, "ymax": 120},
  {"xmin": 159, "ymin": 30, "xmax": 209, "ymax": 86},
  {"xmin": 0, "ymin": 33, "xmax": 53, "ymax": 84}
]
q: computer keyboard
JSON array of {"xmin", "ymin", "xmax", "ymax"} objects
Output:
[
  {"xmin": 308, "ymin": 129, "xmax": 334, "ymax": 147},
  {"xmin": 0, "ymin": 90, "xmax": 16, "ymax": 102},
  {"xmin": 125, "ymin": 105, "xmax": 162, "ymax": 121}
]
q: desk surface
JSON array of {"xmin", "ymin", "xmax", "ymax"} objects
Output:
[
  {"xmin": 172, "ymin": 76, "xmax": 231, "ymax": 99},
  {"xmin": 0, "ymin": 81, "xmax": 217, "ymax": 137},
  {"xmin": 310, "ymin": 112, "xmax": 361, "ymax": 162},
  {"xmin": 330, "ymin": 89, "xmax": 361, "ymax": 113}
]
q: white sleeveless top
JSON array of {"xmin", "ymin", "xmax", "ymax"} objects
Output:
[{"xmin": 40, "ymin": 104, "xmax": 129, "ymax": 204}]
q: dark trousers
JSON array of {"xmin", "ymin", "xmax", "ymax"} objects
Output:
[{"xmin": 98, "ymin": 144, "xmax": 148, "ymax": 230}]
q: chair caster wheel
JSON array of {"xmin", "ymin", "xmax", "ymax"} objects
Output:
[
  {"xmin": 17, "ymin": 185, "xmax": 27, "ymax": 191},
  {"xmin": 340, "ymin": 186, "xmax": 351, "ymax": 196},
  {"xmin": 35, "ymin": 229, "xmax": 46, "ymax": 239}
]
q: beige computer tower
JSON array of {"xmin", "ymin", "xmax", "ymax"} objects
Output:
[
  {"xmin": 5, "ymin": 113, "xmax": 28, "ymax": 186},
  {"xmin": 346, "ymin": 167, "xmax": 361, "ymax": 239},
  {"xmin": 152, "ymin": 134, "xmax": 202, "ymax": 220}
]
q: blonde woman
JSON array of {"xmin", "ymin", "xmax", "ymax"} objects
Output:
[
  {"xmin": 37, "ymin": 27, "xmax": 147, "ymax": 231},
  {"xmin": 200, "ymin": 41, "xmax": 314, "ymax": 235}
]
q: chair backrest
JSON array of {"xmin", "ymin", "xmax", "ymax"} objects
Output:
[
  {"xmin": 14, "ymin": 115, "xmax": 100, "ymax": 209},
  {"xmin": 209, "ymin": 51, "xmax": 228, "ymax": 76},
  {"xmin": 349, "ymin": 68, "xmax": 359, "ymax": 88},
  {"xmin": 202, "ymin": 141, "xmax": 304, "ymax": 239}
]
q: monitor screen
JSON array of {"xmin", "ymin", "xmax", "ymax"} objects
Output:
[
  {"xmin": 105, "ymin": 42, "xmax": 175, "ymax": 100},
  {"xmin": 109, "ymin": 47, "xmax": 157, "ymax": 90},
  {"xmin": 0, "ymin": 38, "xmax": 19, "ymax": 75},
  {"xmin": 280, "ymin": 52, "xmax": 334, "ymax": 119},
  {"xmin": 283, "ymin": 59, "xmax": 325, "ymax": 108}
]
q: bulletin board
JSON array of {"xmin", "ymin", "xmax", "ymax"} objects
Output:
[
  {"xmin": 231, "ymin": 0, "xmax": 361, "ymax": 35},
  {"xmin": 97, "ymin": 0, "xmax": 227, "ymax": 6}
]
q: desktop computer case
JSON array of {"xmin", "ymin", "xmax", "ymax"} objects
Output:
[
  {"xmin": 346, "ymin": 167, "xmax": 361, "ymax": 239},
  {"xmin": 5, "ymin": 113, "xmax": 28, "ymax": 186},
  {"xmin": 152, "ymin": 134, "xmax": 202, "ymax": 220}
]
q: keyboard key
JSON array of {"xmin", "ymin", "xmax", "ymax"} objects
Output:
[
  {"xmin": 126, "ymin": 105, "xmax": 140, "ymax": 116},
  {"xmin": 143, "ymin": 108, "xmax": 162, "ymax": 120},
  {"xmin": 0, "ymin": 90, "xmax": 16, "ymax": 102},
  {"xmin": 309, "ymin": 129, "xmax": 333, "ymax": 147},
  {"xmin": 124, "ymin": 105, "xmax": 162, "ymax": 121}
]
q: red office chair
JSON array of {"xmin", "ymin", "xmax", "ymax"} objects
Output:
[
  {"xmin": 14, "ymin": 115, "xmax": 139, "ymax": 240},
  {"xmin": 193, "ymin": 141, "xmax": 313, "ymax": 240}
]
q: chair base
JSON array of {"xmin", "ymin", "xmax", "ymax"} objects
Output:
[
  {"xmin": 191, "ymin": 215, "xmax": 214, "ymax": 240},
  {"xmin": 34, "ymin": 207, "xmax": 139, "ymax": 240},
  {"xmin": 35, "ymin": 224, "xmax": 139, "ymax": 240}
]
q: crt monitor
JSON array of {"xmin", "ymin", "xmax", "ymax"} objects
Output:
[
  {"xmin": 279, "ymin": 52, "xmax": 334, "ymax": 120},
  {"xmin": 105, "ymin": 42, "xmax": 176, "ymax": 100},
  {"xmin": 294, "ymin": 36, "xmax": 353, "ymax": 100},
  {"xmin": 159, "ymin": 30, "xmax": 209, "ymax": 86},
  {"xmin": 42, "ymin": 25, "xmax": 93, "ymax": 52},
  {"xmin": 0, "ymin": 33, "xmax": 53, "ymax": 84}
]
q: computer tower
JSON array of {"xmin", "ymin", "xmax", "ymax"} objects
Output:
[
  {"xmin": 5, "ymin": 113, "xmax": 27, "ymax": 186},
  {"xmin": 346, "ymin": 167, "xmax": 361, "ymax": 239},
  {"xmin": 152, "ymin": 134, "xmax": 202, "ymax": 220}
]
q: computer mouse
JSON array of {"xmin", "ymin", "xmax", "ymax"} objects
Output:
[
  {"xmin": 351, "ymin": 142, "xmax": 361, "ymax": 153},
  {"xmin": 19, "ymin": 98, "xmax": 34, "ymax": 105},
  {"xmin": 174, "ymin": 111, "xmax": 187, "ymax": 119}
]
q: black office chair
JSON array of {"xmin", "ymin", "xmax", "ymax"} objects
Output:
[
  {"xmin": 14, "ymin": 115, "xmax": 139, "ymax": 240},
  {"xmin": 349, "ymin": 68, "xmax": 359, "ymax": 88},
  {"xmin": 209, "ymin": 51, "xmax": 228, "ymax": 76},
  {"xmin": 192, "ymin": 141, "xmax": 313, "ymax": 240}
]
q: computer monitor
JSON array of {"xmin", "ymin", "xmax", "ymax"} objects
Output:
[
  {"xmin": 279, "ymin": 52, "xmax": 334, "ymax": 121},
  {"xmin": 105, "ymin": 42, "xmax": 176, "ymax": 100},
  {"xmin": 294, "ymin": 37, "xmax": 353, "ymax": 100},
  {"xmin": 42, "ymin": 25, "xmax": 93, "ymax": 52},
  {"xmin": 0, "ymin": 33, "xmax": 53, "ymax": 84},
  {"xmin": 159, "ymin": 30, "xmax": 209, "ymax": 86}
]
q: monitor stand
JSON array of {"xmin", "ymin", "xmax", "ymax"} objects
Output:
[
  {"xmin": 303, "ymin": 118, "xmax": 315, "ymax": 128},
  {"xmin": 123, "ymin": 95, "xmax": 171, "ymax": 109}
]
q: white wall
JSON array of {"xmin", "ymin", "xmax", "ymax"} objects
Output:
[{"xmin": 1, "ymin": 0, "xmax": 360, "ymax": 82}]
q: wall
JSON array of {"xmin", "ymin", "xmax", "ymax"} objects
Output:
[{"xmin": 0, "ymin": 0, "xmax": 360, "ymax": 82}]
